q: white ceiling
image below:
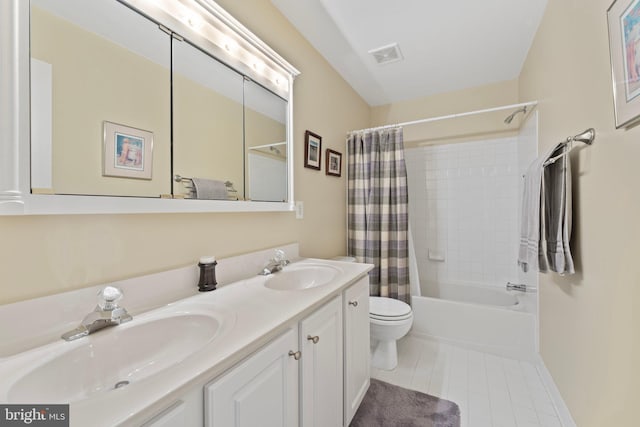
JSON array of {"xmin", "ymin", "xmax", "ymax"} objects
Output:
[{"xmin": 271, "ymin": 0, "xmax": 548, "ymax": 106}]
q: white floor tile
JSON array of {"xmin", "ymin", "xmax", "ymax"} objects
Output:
[
  {"xmin": 370, "ymin": 335, "xmax": 566, "ymax": 427},
  {"xmin": 513, "ymin": 404, "xmax": 539, "ymax": 425},
  {"xmin": 538, "ymin": 413, "xmax": 562, "ymax": 427},
  {"xmin": 532, "ymin": 397, "xmax": 558, "ymax": 418},
  {"xmin": 468, "ymin": 392, "xmax": 492, "ymax": 423}
]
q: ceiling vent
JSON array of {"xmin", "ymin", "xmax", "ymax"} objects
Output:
[{"xmin": 368, "ymin": 43, "xmax": 403, "ymax": 65}]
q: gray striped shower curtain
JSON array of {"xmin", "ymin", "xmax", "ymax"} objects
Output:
[{"xmin": 347, "ymin": 128, "xmax": 409, "ymax": 303}]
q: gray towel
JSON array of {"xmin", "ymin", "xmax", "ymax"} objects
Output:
[
  {"xmin": 191, "ymin": 178, "xmax": 228, "ymax": 200},
  {"xmin": 542, "ymin": 146, "xmax": 574, "ymax": 274},
  {"xmin": 518, "ymin": 143, "xmax": 562, "ymax": 273}
]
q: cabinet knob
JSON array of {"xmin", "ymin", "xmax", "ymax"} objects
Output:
[
  {"xmin": 307, "ymin": 335, "xmax": 320, "ymax": 344},
  {"xmin": 348, "ymin": 300, "xmax": 358, "ymax": 307},
  {"xmin": 288, "ymin": 350, "xmax": 301, "ymax": 360}
]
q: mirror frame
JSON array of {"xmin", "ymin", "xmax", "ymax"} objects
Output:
[{"xmin": 0, "ymin": 0, "xmax": 300, "ymax": 215}]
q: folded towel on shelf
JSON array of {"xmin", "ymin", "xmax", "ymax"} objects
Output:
[
  {"xmin": 542, "ymin": 145, "xmax": 575, "ymax": 275},
  {"xmin": 518, "ymin": 142, "xmax": 565, "ymax": 273},
  {"xmin": 191, "ymin": 178, "xmax": 228, "ymax": 200}
]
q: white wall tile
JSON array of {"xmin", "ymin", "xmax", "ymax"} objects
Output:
[{"xmin": 407, "ymin": 136, "xmax": 529, "ymax": 289}]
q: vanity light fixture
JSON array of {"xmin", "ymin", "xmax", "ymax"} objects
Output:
[{"xmin": 133, "ymin": 0, "xmax": 295, "ymax": 96}]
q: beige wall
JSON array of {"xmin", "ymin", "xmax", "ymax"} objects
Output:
[
  {"xmin": 519, "ymin": 1, "xmax": 640, "ymax": 426},
  {"xmin": 0, "ymin": 0, "xmax": 370, "ymax": 305},
  {"xmin": 371, "ymin": 79, "xmax": 519, "ymax": 147}
]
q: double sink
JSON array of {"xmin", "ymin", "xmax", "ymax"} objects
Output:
[{"xmin": 0, "ymin": 261, "xmax": 342, "ymax": 406}]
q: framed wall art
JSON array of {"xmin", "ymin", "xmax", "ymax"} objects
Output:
[
  {"xmin": 103, "ymin": 121, "xmax": 154, "ymax": 179},
  {"xmin": 608, "ymin": 0, "xmax": 640, "ymax": 127},
  {"xmin": 304, "ymin": 130, "xmax": 322, "ymax": 170},
  {"xmin": 326, "ymin": 149, "xmax": 342, "ymax": 177}
]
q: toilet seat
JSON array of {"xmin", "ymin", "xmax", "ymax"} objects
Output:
[
  {"xmin": 369, "ymin": 296, "xmax": 412, "ymax": 321},
  {"xmin": 370, "ymin": 312, "xmax": 413, "ymax": 322}
]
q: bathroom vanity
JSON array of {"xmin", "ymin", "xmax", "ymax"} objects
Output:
[{"xmin": 0, "ymin": 246, "xmax": 373, "ymax": 426}]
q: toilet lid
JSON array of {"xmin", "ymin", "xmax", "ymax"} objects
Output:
[{"xmin": 369, "ymin": 296, "xmax": 412, "ymax": 318}]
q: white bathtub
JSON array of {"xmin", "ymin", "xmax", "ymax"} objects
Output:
[
  {"xmin": 424, "ymin": 282, "xmax": 520, "ymax": 309},
  {"xmin": 410, "ymin": 283, "xmax": 537, "ymax": 360}
]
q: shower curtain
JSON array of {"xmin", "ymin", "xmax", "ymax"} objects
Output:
[{"xmin": 347, "ymin": 127, "xmax": 409, "ymax": 303}]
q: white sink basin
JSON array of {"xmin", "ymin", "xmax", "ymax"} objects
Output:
[
  {"xmin": 8, "ymin": 312, "xmax": 225, "ymax": 403},
  {"xmin": 264, "ymin": 263, "xmax": 341, "ymax": 291}
]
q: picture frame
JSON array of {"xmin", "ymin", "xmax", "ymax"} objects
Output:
[
  {"xmin": 326, "ymin": 149, "xmax": 342, "ymax": 177},
  {"xmin": 608, "ymin": 0, "xmax": 640, "ymax": 127},
  {"xmin": 304, "ymin": 130, "xmax": 322, "ymax": 170},
  {"xmin": 103, "ymin": 121, "xmax": 154, "ymax": 180}
]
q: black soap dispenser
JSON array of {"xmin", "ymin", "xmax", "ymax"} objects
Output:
[{"xmin": 198, "ymin": 256, "xmax": 218, "ymax": 292}]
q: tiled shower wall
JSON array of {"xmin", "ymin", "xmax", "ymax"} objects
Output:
[{"xmin": 405, "ymin": 137, "xmax": 523, "ymax": 291}]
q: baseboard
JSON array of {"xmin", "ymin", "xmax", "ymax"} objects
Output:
[{"xmin": 534, "ymin": 354, "xmax": 576, "ymax": 427}]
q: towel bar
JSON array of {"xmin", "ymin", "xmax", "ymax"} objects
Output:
[
  {"xmin": 543, "ymin": 128, "xmax": 595, "ymax": 166},
  {"xmin": 174, "ymin": 174, "xmax": 240, "ymax": 200},
  {"xmin": 174, "ymin": 174, "xmax": 234, "ymax": 188}
]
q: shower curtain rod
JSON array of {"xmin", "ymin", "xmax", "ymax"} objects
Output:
[{"xmin": 348, "ymin": 101, "xmax": 538, "ymax": 134}]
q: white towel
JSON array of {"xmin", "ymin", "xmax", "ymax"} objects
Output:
[
  {"xmin": 191, "ymin": 178, "xmax": 228, "ymax": 200},
  {"xmin": 518, "ymin": 142, "xmax": 563, "ymax": 273}
]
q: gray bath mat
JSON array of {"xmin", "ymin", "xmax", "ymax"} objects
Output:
[{"xmin": 350, "ymin": 379, "xmax": 461, "ymax": 427}]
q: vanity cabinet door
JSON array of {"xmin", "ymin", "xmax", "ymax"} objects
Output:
[
  {"xmin": 140, "ymin": 401, "xmax": 186, "ymax": 427},
  {"xmin": 204, "ymin": 327, "xmax": 299, "ymax": 427},
  {"xmin": 299, "ymin": 296, "xmax": 343, "ymax": 427},
  {"xmin": 344, "ymin": 277, "xmax": 371, "ymax": 425}
]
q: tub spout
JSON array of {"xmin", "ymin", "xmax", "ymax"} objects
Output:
[{"xmin": 506, "ymin": 282, "xmax": 527, "ymax": 292}]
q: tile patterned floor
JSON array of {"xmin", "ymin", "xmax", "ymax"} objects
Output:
[{"xmin": 371, "ymin": 335, "xmax": 563, "ymax": 427}]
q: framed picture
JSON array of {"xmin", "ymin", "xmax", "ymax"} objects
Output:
[
  {"xmin": 326, "ymin": 149, "xmax": 342, "ymax": 177},
  {"xmin": 608, "ymin": 0, "xmax": 640, "ymax": 127},
  {"xmin": 103, "ymin": 121, "xmax": 153, "ymax": 179},
  {"xmin": 304, "ymin": 130, "xmax": 322, "ymax": 170}
]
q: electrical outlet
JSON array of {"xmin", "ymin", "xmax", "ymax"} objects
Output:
[{"xmin": 295, "ymin": 201, "xmax": 304, "ymax": 219}]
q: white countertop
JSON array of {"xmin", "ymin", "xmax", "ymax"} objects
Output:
[{"xmin": 0, "ymin": 255, "xmax": 372, "ymax": 426}]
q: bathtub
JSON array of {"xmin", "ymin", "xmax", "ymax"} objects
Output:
[
  {"xmin": 410, "ymin": 282, "xmax": 537, "ymax": 360},
  {"xmin": 424, "ymin": 282, "xmax": 521, "ymax": 309}
]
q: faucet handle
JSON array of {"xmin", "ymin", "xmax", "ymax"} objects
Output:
[
  {"xmin": 273, "ymin": 249, "xmax": 290, "ymax": 266},
  {"xmin": 98, "ymin": 286, "xmax": 123, "ymax": 311},
  {"xmin": 273, "ymin": 249, "xmax": 286, "ymax": 262}
]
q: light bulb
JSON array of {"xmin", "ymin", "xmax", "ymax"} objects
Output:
[{"xmin": 223, "ymin": 36, "xmax": 238, "ymax": 53}]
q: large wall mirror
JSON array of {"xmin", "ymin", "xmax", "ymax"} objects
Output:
[{"xmin": 0, "ymin": 0, "xmax": 299, "ymax": 215}]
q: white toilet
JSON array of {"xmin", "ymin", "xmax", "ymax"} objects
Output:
[
  {"xmin": 369, "ymin": 296, "xmax": 413, "ymax": 371},
  {"xmin": 332, "ymin": 256, "xmax": 414, "ymax": 371}
]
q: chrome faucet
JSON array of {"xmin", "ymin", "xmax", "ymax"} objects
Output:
[
  {"xmin": 259, "ymin": 249, "xmax": 290, "ymax": 275},
  {"xmin": 506, "ymin": 282, "xmax": 527, "ymax": 292},
  {"xmin": 61, "ymin": 286, "xmax": 132, "ymax": 341}
]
